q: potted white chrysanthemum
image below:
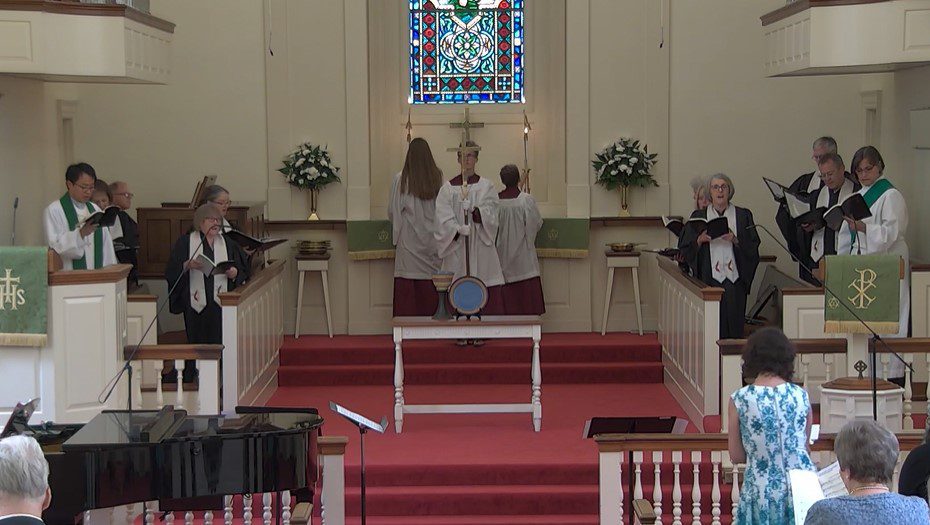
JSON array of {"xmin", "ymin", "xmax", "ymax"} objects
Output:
[
  {"xmin": 278, "ymin": 142, "xmax": 341, "ymax": 220},
  {"xmin": 592, "ymin": 138, "xmax": 659, "ymax": 216}
]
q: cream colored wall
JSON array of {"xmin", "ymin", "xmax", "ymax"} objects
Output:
[
  {"xmin": 0, "ymin": 77, "xmax": 78, "ymax": 246},
  {"xmin": 71, "ymin": 0, "xmax": 268, "ymax": 210}
]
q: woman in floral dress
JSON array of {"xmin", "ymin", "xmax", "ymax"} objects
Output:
[{"xmin": 728, "ymin": 328, "xmax": 816, "ymax": 524}]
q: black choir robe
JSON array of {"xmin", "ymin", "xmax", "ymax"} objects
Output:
[
  {"xmin": 808, "ymin": 175, "xmax": 861, "ymax": 282},
  {"xmin": 775, "ymin": 171, "xmax": 821, "ymax": 285},
  {"xmin": 166, "ymin": 232, "xmax": 251, "ymax": 347},
  {"xmin": 114, "ymin": 210, "xmax": 140, "ymax": 286},
  {"xmin": 680, "ymin": 205, "xmax": 761, "ymax": 339}
]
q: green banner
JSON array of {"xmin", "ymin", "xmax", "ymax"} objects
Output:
[
  {"xmin": 347, "ymin": 220, "xmax": 395, "ymax": 261},
  {"xmin": 0, "ymin": 247, "xmax": 48, "ymax": 346},
  {"xmin": 824, "ymin": 254, "xmax": 901, "ymax": 335},
  {"xmin": 535, "ymin": 218, "xmax": 590, "ymax": 258}
]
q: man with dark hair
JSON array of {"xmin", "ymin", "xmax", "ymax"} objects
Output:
[
  {"xmin": 775, "ymin": 136, "xmax": 835, "ymax": 284},
  {"xmin": 43, "ymin": 163, "xmax": 117, "ymax": 270},
  {"xmin": 801, "ymin": 153, "xmax": 860, "ymax": 283},
  {"xmin": 109, "ymin": 181, "xmax": 140, "ymax": 286}
]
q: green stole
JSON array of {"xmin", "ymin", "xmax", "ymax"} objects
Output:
[
  {"xmin": 58, "ymin": 194, "xmax": 103, "ymax": 269},
  {"xmin": 850, "ymin": 178, "xmax": 894, "ymax": 248}
]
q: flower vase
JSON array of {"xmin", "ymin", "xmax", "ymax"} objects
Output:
[
  {"xmin": 617, "ymin": 186, "xmax": 631, "ymax": 217},
  {"xmin": 307, "ymin": 188, "xmax": 320, "ymax": 221}
]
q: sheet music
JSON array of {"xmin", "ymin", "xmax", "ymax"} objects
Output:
[
  {"xmin": 330, "ymin": 401, "xmax": 385, "ymax": 433},
  {"xmin": 790, "ymin": 461, "xmax": 848, "ymax": 525}
]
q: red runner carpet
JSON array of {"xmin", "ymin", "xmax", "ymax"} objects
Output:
[{"xmin": 268, "ymin": 332, "xmax": 691, "ymax": 524}]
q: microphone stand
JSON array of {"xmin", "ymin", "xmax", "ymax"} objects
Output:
[
  {"xmin": 98, "ymin": 233, "xmax": 208, "ymax": 412},
  {"xmin": 11, "ymin": 197, "xmax": 18, "ymax": 245},
  {"xmin": 751, "ymin": 223, "xmax": 912, "ymax": 422}
]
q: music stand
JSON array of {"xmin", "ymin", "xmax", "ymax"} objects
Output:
[
  {"xmin": 329, "ymin": 402, "xmax": 387, "ymax": 525},
  {"xmin": 582, "ymin": 416, "xmax": 688, "ymax": 439}
]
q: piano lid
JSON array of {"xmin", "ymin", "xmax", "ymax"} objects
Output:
[{"xmin": 62, "ymin": 407, "xmax": 188, "ymax": 451}]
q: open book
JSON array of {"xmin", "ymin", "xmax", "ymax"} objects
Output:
[
  {"xmin": 823, "ymin": 193, "xmax": 872, "ymax": 232},
  {"xmin": 789, "ymin": 461, "xmax": 849, "ymax": 524},
  {"xmin": 194, "ymin": 253, "xmax": 236, "ymax": 277},
  {"xmin": 763, "ymin": 177, "xmax": 789, "ymax": 203},
  {"xmin": 80, "ymin": 206, "xmax": 121, "ymax": 228},
  {"xmin": 223, "ymin": 229, "xmax": 287, "ymax": 253},
  {"xmin": 784, "ymin": 192, "xmax": 828, "ymax": 231},
  {"xmin": 190, "ymin": 175, "xmax": 218, "ymax": 208},
  {"xmin": 662, "ymin": 216, "xmax": 729, "ymax": 239}
]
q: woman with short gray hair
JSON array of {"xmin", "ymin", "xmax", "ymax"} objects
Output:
[
  {"xmin": 0, "ymin": 435, "xmax": 51, "ymax": 522},
  {"xmin": 806, "ymin": 420, "xmax": 929, "ymax": 524}
]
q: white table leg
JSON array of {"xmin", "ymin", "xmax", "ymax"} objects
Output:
[
  {"xmin": 531, "ymin": 333, "xmax": 542, "ymax": 432},
  {"xmin": 321, "ymin": 269, "xmax": 333, "ymax": 338},
  {"xmin": 632, "ymin": 267, "xmax": 644, "ymax": 336},
  {"xmin": 601, "ymin": 267, "xmax": 615, "ymax": 335},
  {"xmin": 394, "ymin": 332, "xmax": 405, "ymax": 433},
  {"xmin": 294, "ymin": 270, "xmax": 306, "ymax": 338}
]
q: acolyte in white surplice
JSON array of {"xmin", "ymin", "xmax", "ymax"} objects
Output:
[
  {"xmin": 389, "ymin": 172, "xmax": 441, "ymax": 280},
  {"xmin": 840, "ymin": 176, "xmax": 910, "ymax": 376},
  {"xmin": 810, "ymin": 178, "xmax": 856, "ymax": 263},
  {"xmin": 434, "ymin": 176, "xmax": 505, "ymax": 286},
  {"xmin": 496, "ymin": 192, "xmax": 543, "ymax": 283},
  {"xmin": 43, "ymin": 197, "xmax": 118, "ymax": 270}
]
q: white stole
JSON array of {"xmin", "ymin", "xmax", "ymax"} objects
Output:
[
  {"xmin": 807, "ymin": 171, "xmax": 822, "ymax": 193},
  {"xmin": 709, "ymin": 205, "xmax": 739, "ymax": 284},
  {"xmin": 189, "ymin": 233, "xmax": 229, "ymax": 313},
  {"xmin": 810, "ymin": 179, "xmax": 855, "ymax": 262}
]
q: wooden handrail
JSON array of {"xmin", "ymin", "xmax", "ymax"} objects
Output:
[
  {"xmin": 760, "ymin": 0, "xmax": 889, "ymax": 26},
  {"xmin": 872, "ymin": 338, "xmax": 930, "ymax": 354},
  {"xmin": 123, "ymin": 344, "xmax": 223, "ymax": 361},
  {"xmin": 49, "ymin": 264, "xmax": 132, "ymax": 286},
  {"xmin": 657, "ymin": 255, "xmax": 724, "ymax": 301},
  {"xmin": 218, "ymin": 259, "xmax": 286, "ymax": 307},
  {"xmin": 782, "ymin": 286, "xmax": 822, "ymax": 295},
  {"xmin": 127, "ymin": 294, "xmax": 157, "ymax": 303},
  {"xmin": 318, "ymin": 435, "xmax": 349, "ymax": 455},
  {"xmin": 632, "ymin": 499, "xmax": 657, "ymax": 524},
  {"xmin": 718, "ymin": 338, "xmax": 848, "ymax": 356},
  {"xmin": 595, "ymin": 431, "xmax": 924, "ymax": 453},
  {"xmin": 0, "ymin": 0, "xmax": 176, "ymax": 33}
]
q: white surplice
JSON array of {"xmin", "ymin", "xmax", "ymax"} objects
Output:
[
  {"xmin": 496, "ymin": 192, "xmax": 543, "ymax": 283},
  {"xmin": 434, "ymin": 177, "xmax": 504, "ymax": 286},
  {"xmin": 388, "ymin": 172, "xmax": 441, "ymax": 279},
  {"xmin": 810, "ymin": 178, "xmax": 855, "ymax": 263},
  {"xmin": 841, "ymin": 175, "xmax": 910, "ymax": 376},
  {"xmin": 43, "ymin": 198, "xmax": 118, "ymax": 270}
]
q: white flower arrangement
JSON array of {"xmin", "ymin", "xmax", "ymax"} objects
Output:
[
  {"xmin": 278, "ymin": 142, "xmax": 341, "ymax": 191},
  {"xmin": 592, "ymin": 138, "xmax": 659, "ymax": 190}
]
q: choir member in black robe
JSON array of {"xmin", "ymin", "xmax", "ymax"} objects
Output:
[
  {"xmin": 774, "ymin": 137, "xmax": 835, "ymax": 285},
  {"xmin": 165, "ymin": 203, "xmax": 250, "ymax": 385},
  {"xmin": 681, "ymin": 174, "xmax": 761, "ymax": 339},
  {"xmin": 109, "ymin": 181, "xmax": 140, "ymax": 287}
]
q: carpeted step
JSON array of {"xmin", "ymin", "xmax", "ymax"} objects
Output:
[
  {"xmin": 345, "ymin": 462, "xmax": 598, "ymax": 486},
  {"xmin": 280, "ymin": 335, "xmax": 661, "ymax": 366},
  {"xmin": 278, "ymin": 361, "xmax": 664, "ymax": 386},
  {"xmin": 344, "ymin": 484, "xmax": 599, "ymax": 516},
  {"xmin": 344, "ymin": 515, "xmax": 600, "ymax": 524}
]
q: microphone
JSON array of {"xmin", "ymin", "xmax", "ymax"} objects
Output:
[
  {"xmin": 98, "ymin": 233, "xmax": 208, "ymax": 408},
  {"xmin": 749, "ymin": 222, "xmax": 912, "ymax": 422},
  {"xmin": 11, "ymin": 196, "xmax": 18, "ymax": 246}
]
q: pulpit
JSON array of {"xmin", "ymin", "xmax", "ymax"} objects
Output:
[
  {"xmin": 136, "ymin": 201, "xmax": 265, "ymax": 279},
  {"xmin": 820, "ymin": 376, "xmax": 904, "ymax": 433}
]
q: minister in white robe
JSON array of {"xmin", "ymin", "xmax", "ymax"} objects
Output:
[
  {"xmin": 434, "ymin": 145, "xmax": 505, "ymax": 315},
  {"xmin": 388, "ymin": 138, "xmax": 443, "ymax": 316},
  {"xmin": 496, "ymin": 164, "xmax": 545, "ymax": 315},
  {"xmin": 680, "ymin": 174, "xmax": 761, "ymax": 339},
  {"xmin": 842, "ymin": 146, "xmax": 910, "ymax": 382},
  {"xmin": 44, "ymin": 163, "xmax": 118, "ymax": 270}
]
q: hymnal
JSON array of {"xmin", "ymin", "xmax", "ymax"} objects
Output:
[
  {"xmin": 223, "ymin": 229, "xmax": 287, "ymax": 253},
  {"xmin": 662, "ymin": 216, "xmax": 728, "ymax": 239},
  {"xmin": 763, "ymin": 177, "xmax": 788, "ymax": 203},
  {"xmin": 194, "ymin": 253, "xmax": 235, "ymax": 276},
  {"xmin": 789, "ymin": 461, "xmax": 848, "ymax": 525},
  {"xmin": 190, "ymin": 175, "xmax": 217, "ymax": 208},
  {"xmin": 823, "ymin": 193, "xmax": 872, "ymax": 232},
  {"xmin": 646, "ymin": 248, "xmax": 680, "ymax": 260},
  {"xmin": 81, "ymin": 206, "xmax": 121, "ymax": 228},
  {"xmin": 662, "ymin": 216, "xmax": 685, "ymax": 238}
]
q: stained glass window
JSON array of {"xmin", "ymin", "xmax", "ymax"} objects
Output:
[{"xmin": 409, "ymin": 0, "xmax": 524, "ymax": 104}]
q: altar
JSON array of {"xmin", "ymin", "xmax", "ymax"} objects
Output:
[{"xmin": 391, "ymin": 316, "xmax": 542, "ymax": 433}]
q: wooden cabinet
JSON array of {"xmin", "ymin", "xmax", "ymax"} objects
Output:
[{"xmin": 136, "ymin": 202, "xmax": 265, "ymax": 279}]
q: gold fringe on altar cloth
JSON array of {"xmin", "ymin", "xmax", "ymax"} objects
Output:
[
  {"xmin": 536, "ymin": 248, "xmax": 589, "ymax": 259},
  {"xmin": 0, "ymin": 333, "xmax": 47, "ymax": 347},
  {"xmin": 348, "ymin": 249, "xmax": 396, "ymax": 261},
  {"xmin": 824, "ymin": 320, "xmax": 900, "ymax": 335}
]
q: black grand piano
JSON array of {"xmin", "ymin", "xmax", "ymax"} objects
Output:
[{"xmin": 1, "ymin": 400, "xmax": 323, "ymax": 524}]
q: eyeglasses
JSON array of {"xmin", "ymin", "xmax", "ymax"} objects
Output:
[
  {"xmin": 115, "ymin": 192, "xmax": 134, "ymax": 198},
  {"xmin": 710, "ymin": 184, "xmax": 729, "ymax": 191},
  {"xmin": 73, "ymin": 183, "xmax": 95, "ymax": 192},
  {"xmin": 856, "ymin": 164, "xmax": 877, "ymax": 175}
]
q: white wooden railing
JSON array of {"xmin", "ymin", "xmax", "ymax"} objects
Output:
[
  {"xmin": 656, "ymin": 257, "xmax": 723, "ymax": 432},
  {"xmin": 220, "ymin": 259, "xmax": 286, "ymax": 414},
  {"xmin": 124, "ymin": 344, "xmax": 222, "ymax": 414},
  {"xmin": 596, "ymin": 432, "xmax": 924, "ymax": 525}
]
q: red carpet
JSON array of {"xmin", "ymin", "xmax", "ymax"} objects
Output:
[{"xmin": 267, "ymin": 332, "xmax": 692, "ymax": 523}]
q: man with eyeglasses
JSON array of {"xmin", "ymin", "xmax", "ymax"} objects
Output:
[
  {"xmin": 43, "ymin": 163, "xmax": 117, "ymax": 270},
  {"xmin": 774, "ymin": 136, "xmax": 835, "ymax": 285},
  {"xmin": 108, "ymin": 181, "xmax": 140, "ymax": 287}
]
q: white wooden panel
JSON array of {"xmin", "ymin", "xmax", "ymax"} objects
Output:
[{"xmin": 0, "ymin": 20, "xmax": 32, "ymax": 60}]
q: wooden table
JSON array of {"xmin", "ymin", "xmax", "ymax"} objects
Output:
[
  {"xmin": 391, "ymin": 316, "xmax": 542, "ymax": 433},
  {"xmin": 601, "ymin": 250, "xmax": 644, "ymax": 335},
  {"xmin": 295, "ymin": 253, "xmax": 332, "ymax": 338}
]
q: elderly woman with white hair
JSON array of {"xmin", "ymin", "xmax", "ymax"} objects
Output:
[
  {"xmin": 680, "ymin": 173, "xmax": 761, "ymax": 338},
  {"xmin": 806, "ymin": 420, "xmax": 929, "ymax": 524},
  {"xmin": 0, "ymin": 435, "xmax": 51, "ymax": 524}
]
